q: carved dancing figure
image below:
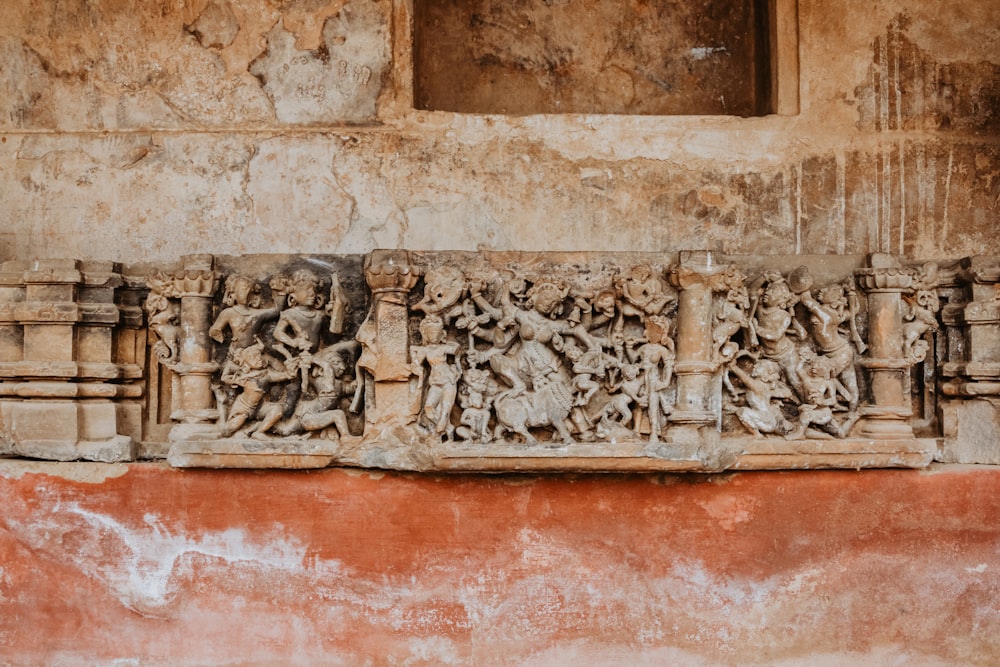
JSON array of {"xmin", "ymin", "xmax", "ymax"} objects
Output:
[
  {"xmin": 902, "ymin": 269, "xmax": 940, "ymax": 363},
  {"xmin": 145, "ymin": 290, "xmax": 180, "ymax": 366},
  {"xmin": 411, "ymin": 315, "xmax": 462, "ymax": 439}
]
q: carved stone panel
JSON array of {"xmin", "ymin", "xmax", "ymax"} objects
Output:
[{"xmin": 8, "ymin": 250, "xmax": 1000, "ymax": 471}]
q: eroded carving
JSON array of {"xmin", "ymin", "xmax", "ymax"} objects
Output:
[{"xmin": 10, "ymin": 250, "xmax": 987, "ymax": 471}]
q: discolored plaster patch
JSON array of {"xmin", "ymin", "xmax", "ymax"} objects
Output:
[{"xmin": 856, "ymin": 15, "xmax": 1000, "ymax": 133}]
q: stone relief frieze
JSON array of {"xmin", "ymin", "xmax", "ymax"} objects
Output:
[{"xmin": 1, "ymin": 250, "xmax": 998, "ymax": 470}]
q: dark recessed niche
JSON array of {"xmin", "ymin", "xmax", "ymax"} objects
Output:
[{"xmin": 413, "ymin": 0, "xmax": 776, "ymax": 116}]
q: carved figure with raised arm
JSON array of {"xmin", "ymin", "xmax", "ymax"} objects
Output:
[
  {"xmin": 796, "ymin": 273, "xmax": 864, "ymax": 411},
  {"xmin": 726, "ymin": 356, "xmax": 796, "ymax": 438},
  {"xmin": 210, "ymin": 274, "xmax": 280, "ymax": 376},
  {"xmin": 748, "ymin": 271, "xmax": 806, "ymax": 398}
]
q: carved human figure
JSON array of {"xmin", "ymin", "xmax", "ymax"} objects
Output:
[
  {"xmin": 411, "ymin": 315, "xmax": 461, "ymax": 438},
  {"xmin": 726, "ymin": 357, "xmax": 795, "ymax": 438},
  {"xmin": 902, "ymin": 288, "xmax": 941, "ymax": 363},
  {"xmin": 782, "ymin": 349, "xmax": 859, "ymax": 439},
  {"xmin": 456, "ymin": 389, "xmax": 492, "ymax": 442},
  {"xmin": 274, "ymin": 345, "xmax": 358, "ymax": 440},
  {"xmin": 616, "ymin": 265, "xmax": 676, "ymax": 322},
  {"xmin": 798, "ymin": 280, "xmax": 864, "ymax": 410},
  {"xmin": 627, "ymin": 315, "xmax": 675, "ymax": 443},
  {"xmin": 714, "ymin": 280, "xmax": 750, "ymax": 363},
  {"xmin": 748, "ymin": 272, "xmax": 805, "ymax": 398},
  {"xmin": 273, "ymin": 269, "xmax": 327, "ymax": 396},
  {"xmin": 413, "ymin": 266, "xmax": 467, "ymax": 325},
  {"xmin": 480, "ymin": 280, "xmax": 588, "ymax": 444},
  {"xmin": 596, "ymin": 362, "xmax": 645, "ymax": 438},
  {"xmin": 145, "ymin": 291, "xmax": 180, "ymax": 365},
  {"xmin": 210, "ymin": 275, "xmax": 279, "ymax": 376},
  {"xmin": 564, "ymin": 342, "xmax": 617, "ymax": 408},
  {"xmin": 220, "ymin": 340, "xmax": 296, "ymax": 438}
]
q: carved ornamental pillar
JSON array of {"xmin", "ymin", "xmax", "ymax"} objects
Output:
[
  {"xmin": 172, "ymin": 256, "xmax": 221, "ymax": 424},
  {"xmin": 358, "ymin": 250, "xmax": 420, "ymax": 428},
  {"xmin": 855, "ymin": 254, "xmax": 917, "ymax": 439},
  {"xmin": 155, "ymin": 255, "xmax": 221, "ymax": 429},
  {"xmin": 668, "ymin": 251, "xmax": 726, "ymax": 442}
]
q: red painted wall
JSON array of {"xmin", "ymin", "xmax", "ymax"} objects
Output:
[{"xmin": 2, "ymin": 462, "xmax": 998, "ymax": 665}]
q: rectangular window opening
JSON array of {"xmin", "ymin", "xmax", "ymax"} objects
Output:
[{"xmin": 413, "ymin": 0, "xmax": 798, "ymax": 116}]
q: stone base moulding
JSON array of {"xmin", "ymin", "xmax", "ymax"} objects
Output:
[{"xmin": 1, "ymin": 250, "xmax": 997, "ymax": 471}]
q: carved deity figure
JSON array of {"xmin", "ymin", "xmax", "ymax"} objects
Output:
[
  {"xmin": 210, "ymin": 275, "xmax": 279, "ymax": 377},
  {"xmin": 485, "ymin": 280, "xmax": 586, "ymax": 443},
  {"xmin": 411, "ymin": 314, "xmax": 462, "ymax": 438},
  {"xmin": 616, "ymin": 265, "xmax": 676, "ymax": 321}
]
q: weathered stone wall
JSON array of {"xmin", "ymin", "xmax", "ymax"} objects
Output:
[
  {"xmin": 0, "ymin": 1, "xmax": 997, "ymax": 263},
  {"xmin": 1, "ymin": 1, "xmax": 999, "ymax": 664}
]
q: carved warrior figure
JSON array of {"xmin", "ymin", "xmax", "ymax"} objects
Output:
[
  {"xmin": 725, "ymin": 356, "xmax": 795, "ymax": 438},
  {"xmin": 408, "ymin": 264, "xmax": 679, "ymax": 444},
  {"xmin": 210, "ymin": 275, "xmax": 279, "ymax": 380},
  {"xmin": 725, "ymin": 266, "xmax": 869, "ymax": 440},
  {"xmin": 203, "ymin": 268, "xmax": 358, "ymax": 441}
]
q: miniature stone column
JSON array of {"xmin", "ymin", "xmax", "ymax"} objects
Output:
[
  {"xmin": 357, "ymin": 250, "xmax": 420, "ymax": 428},
  {"xmin": 166, "ymin": 255, "xmax": 220, "ymax": 427},
  {"xmin": 668, "ymin": 251, "xmax": 726, "ymax": 445},
  {"xmin": 855, "ymin": 253, "xmax": 916, "ymax": 439}
]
